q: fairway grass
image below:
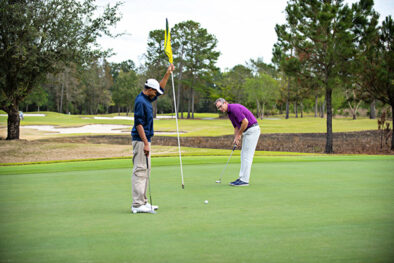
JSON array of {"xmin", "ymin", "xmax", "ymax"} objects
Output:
[
  {"xmin": 1, "ymin": 155, "xmax": 393, "ymax": 263},
  {"xmin": 0, "ymin": 111, "xmax": 382, "ymax": 138}
]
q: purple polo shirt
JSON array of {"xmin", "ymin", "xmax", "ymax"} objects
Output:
[{"xmin": 227, "ymin": 104, "xmax": 257, "ymax": 129}]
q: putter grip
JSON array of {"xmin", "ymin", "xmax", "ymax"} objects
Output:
[{"xmin": 232, "ymin": 144, "xmax": 237, "ymax": 151}]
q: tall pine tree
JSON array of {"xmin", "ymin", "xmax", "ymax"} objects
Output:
[{"xmin": 275, "ymin": 0, "xmax": 355, "ymax": 153}]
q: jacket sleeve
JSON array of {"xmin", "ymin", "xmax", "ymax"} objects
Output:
[{"xmin": 134, "ymin": 101, "xmax": 145, "ymax": 126}]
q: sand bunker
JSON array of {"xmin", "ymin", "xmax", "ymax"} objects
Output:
[
  {"xmin": 0, "ymin": 113, "xmax": 46, "ymax": 117},
  {"xmin": 21, "ymin": 124, "xmax": 182, "ymax": 135},
  {"xmin": 94, "ymin": 116, "xmax": 134, "ymax": 120},
  {"xmin": 91, "ymin": 116, "xmax": 175, "ymax": 120},
  {"xmin": 23, "ymin": 124, "xmax": 130, "ymax": 134}
]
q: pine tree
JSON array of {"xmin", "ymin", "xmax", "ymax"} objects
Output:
[{"xmin": 274, "ymin": 0, "xmax": 355, "ymax": 153}]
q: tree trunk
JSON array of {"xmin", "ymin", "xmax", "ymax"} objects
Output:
[
  {"xmin": 6, "ymin": 105, "xmax": 20, "ymax": 140},
  {"xmin": 319, "ymin": 102, "xmax": 322, "ymax": 117},
  {"xmin": 325, "ymin": 88, "xmax": 333, "ymax": 153},
  {"xmin": 347, "ymin": 101, "xmax": 357, "ymax": 120},
  {"xmin": 301, "ymin": 102, "xmax": 304, "ymax": 118},
  {"xmin": 391, "ymin": 104, "xmax": 394, "ymax": 151},
  {"xmin": 65, "ymin": 86, "xmax": 69, "ymax": 114},
  {"xmin": 191, "ymin": 88, "xmax": 195, "ymax": 119},
  {"xmin": 355, "ymin": 101, "xmax": 362, "ymax": 120},
  {"xmin": 314, "ymin": 95, "xmax": 318, "ymax": 117},
  {"xmin": 370, "ymin": 100, "xmax": 376, "ymax": 119},
  {"xmin": 286, "ymin": 99, "xmax": 289, "ymax": 119},
  {"xmin": 262, "ymin": 103, "xmax": 265, "ymax": 119},
  {"xmin": 286, "ymin": 80, "xmax": 290, "ymax": 119},
  {"xmin": 65, "ymin": 72, "xmax": 69, "ymax": 114},
  {"xmin": 180, "ymin": 97, "xmax": 184, "ymax": 119},
  {"xmin": 320, "ymin": 101, "xmax": 325, "ymax": 118},
  {"xmin": 295, "ymin": 102, "xmax": 298, "ymax": 118},
  {"xmin": 187, "ymin": 88, "xmax": 191, "ymax": 119},
  {"xmin": 176, "ymin": 63, "xmax": 183, "ymax": 119},
  {"xmin": 60, "ymin": 81, "xmax": 64, "ymax": 113},
  {"xmin": 256, "ymin": 99, "xmax": 260, "ymax": 119}
]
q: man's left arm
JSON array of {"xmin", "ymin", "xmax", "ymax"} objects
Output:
[{"xmin": 159, "ymin": 64, "xmax": 175, "ymax": 91}]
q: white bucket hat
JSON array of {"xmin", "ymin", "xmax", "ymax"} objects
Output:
[{"xmin": 145, "ymin": 79, "xmax": 163, "ymax": 94}]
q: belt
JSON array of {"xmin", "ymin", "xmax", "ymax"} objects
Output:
[{"xmin": 244, "ymin": 122, "xmax": 259, "ymax": 132}]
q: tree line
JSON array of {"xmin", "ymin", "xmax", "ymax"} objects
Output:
[{"xmin": 1, "ymin": 0, "xmax": 393, "ymax": 152}]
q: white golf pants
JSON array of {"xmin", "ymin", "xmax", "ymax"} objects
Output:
[
  {"xmin": 239, "ymin": 125, "xmax": 260, "ymax": 183},
  {"xmin": 132, "ymin": 140, "xmax": 151, "ymax": 207}
]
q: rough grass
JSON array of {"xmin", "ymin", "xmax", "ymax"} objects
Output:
[
  {"xmin": 0, "ymin": 155, "xmax": 393, "ymax": 263},
  {"xmin": 0, "ymin": 138, "xmax": 317, "ymax": 165}
]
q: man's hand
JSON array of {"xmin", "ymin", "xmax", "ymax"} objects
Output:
[
  {"xmin": 167, "ymin": 64, "xmax": 175, "ymax": 74},
  {"xmin": 233, "ymin": 118, "xmax": 248, "ymax": 146},
  {"xmin": 233, "ymin": 134, "xmax": 241, "ymax": 147},
  {"xmin": 136, "ymin": 124, "xmax": 150, "ymax": 156},
  {"xmin": 144, "ymin": 143, "xmax": 150, "ymax": 156}
]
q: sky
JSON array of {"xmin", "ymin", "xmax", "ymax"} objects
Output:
[{"xmin": 97, "ymin": 0, "xmax": 393, "ymax": 71}]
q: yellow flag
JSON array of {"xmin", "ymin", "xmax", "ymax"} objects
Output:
[{"xmin": 164, "ymin": 18, "xmax": 173, "ymax": 64}]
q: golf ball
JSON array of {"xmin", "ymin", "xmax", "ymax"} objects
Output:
[
  {"xmin": 204, "ymin": 200, "xmax": 208, "ymax": 204},
  {"xmin": 132, "ymin": 210, "xmax": 137, "ymax": 214}
]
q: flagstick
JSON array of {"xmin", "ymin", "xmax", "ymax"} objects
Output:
[{"xmin": 171, "ymin": 72, "xmax": 184, "ymax": 189}]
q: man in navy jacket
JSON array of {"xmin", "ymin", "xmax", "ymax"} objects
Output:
[{"xmin": 131, "ymin": 64, "xmax": 174, "ymax": 214}]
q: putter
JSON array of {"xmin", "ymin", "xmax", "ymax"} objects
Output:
[
  {"xmin": 216, "ymin": 144, "xmax": 237, "ymax": 183},
  {"xmin": 146, "ymin": 155, "xmax": 156, "ymax": 214}
]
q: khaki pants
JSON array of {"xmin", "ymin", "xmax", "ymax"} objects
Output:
[{"xmin": 132, "ymin": 141, "xmax": 151, "ymax": 207}]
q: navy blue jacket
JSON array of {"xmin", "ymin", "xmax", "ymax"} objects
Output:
[{"xmin": 131, "ymin": 88, "xmax": 163, "ymax": 142}]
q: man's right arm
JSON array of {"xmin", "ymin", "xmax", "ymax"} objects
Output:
[
  {"xmin": 159, "ymin": 64, "xmax": 175, "ymax": 91},
  {"xmin": 233, "ymin": 127, "xmax": 239, "ymax": 146},
  {"xmin": 136, "ymin": 124, "xmax": 150, "ymax": 156},
  {"xmin": 233, "ymin": 118, "xmax": 248, "ymax": 146}
]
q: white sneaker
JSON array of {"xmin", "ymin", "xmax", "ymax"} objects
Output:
[
  {"xmin": 131, "ymin": 204, "xmax": 156, "ymax": 214},
  {"xmin": 145, "ymin": 203, "xmax": 159, "ymax": 210}
]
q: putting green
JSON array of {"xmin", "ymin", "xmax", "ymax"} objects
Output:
[{"xmin": 1, "ymin": 155, "xmax": 393, "ymax": 263}]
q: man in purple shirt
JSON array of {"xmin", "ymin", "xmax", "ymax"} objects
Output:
[{"xmin": 215, "ymin": 98, "xmax": 261, "ymax": 186}]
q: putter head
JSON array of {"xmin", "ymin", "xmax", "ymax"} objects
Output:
[{"xmin": 215, "ymin": 180, "xmax": 221, "ymax": 183}]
